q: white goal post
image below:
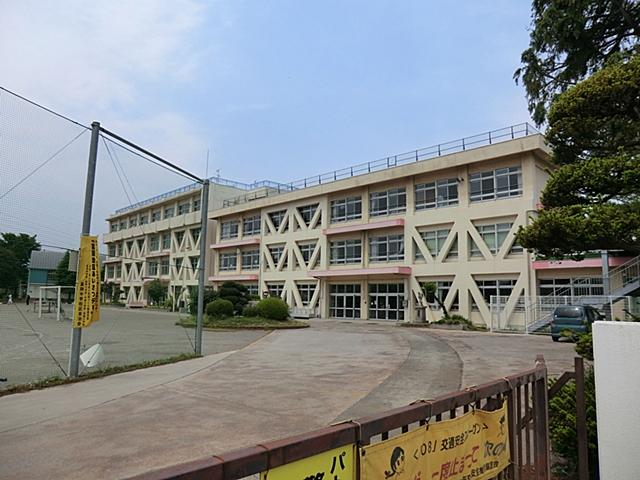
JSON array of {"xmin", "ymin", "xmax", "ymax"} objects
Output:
[{"xmin": 38, "ymin": 286, "xmax": 76, "ymax": 322}]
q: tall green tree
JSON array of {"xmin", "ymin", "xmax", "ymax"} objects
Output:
[
  {"xmin": 515, "ymin": 0, "xmax": 640, "ymax": 124},
  {"xmin": 517, "ymin": 55, "xmax": 640, "ymax": 257},
  {"xmin": 53, "ymin": 251, "xmax": 77, "ymax": 301},
  {"xmin": 0, "ymin": 232, "xmax": 40, "ymax": 292},
  {"xmin": 147, "ymin": 279, "xmax": 166, "ymax": 305},
  {"xmin": 0, "ymin": 247, "xmax": 20, "ymax": 291}
]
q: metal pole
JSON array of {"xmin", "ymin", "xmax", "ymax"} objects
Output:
[
  {"xmin": 601, "ymin": 250, "xmax": 610, "ymax": 296},
  {"xmin": 39, "ymin": 287, "xmax": 42, "ymax": 318},
  {"xmin": 57, "ymin": 286, "xmax": 61, "ymax": 322},
  {"xmin": 195, "ymin": 180, "xmax": 210, "ymax": 356},
  {"xmin": 69, "ymin": 121, "xmax": 100, "ymax": 377}
]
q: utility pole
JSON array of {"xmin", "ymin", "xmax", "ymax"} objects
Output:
[
  {"xmin": 69, "ymin": 121, "xmax": 100, "ymax": 377},
  {"xmin": 195, "ymin": 180, "xmax": 210, "ymax": 356}
]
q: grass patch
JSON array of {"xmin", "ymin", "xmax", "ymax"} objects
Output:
[
  {"xmin": 0, "ymin": 353, "xmax": 197, "ymax": 397},
  {"xmin": 177, "ymin": 315, "xmax": 309, "ymax": 330}
]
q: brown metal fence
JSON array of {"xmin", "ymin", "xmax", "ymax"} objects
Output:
[{"xmin": 129, "ymin": 355, "xmax": 564, "ymax": 480}]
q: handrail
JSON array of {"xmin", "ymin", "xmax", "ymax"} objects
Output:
[{"xmin": 222, "ymin": 122, "xmax": 540, "ymax": 208}]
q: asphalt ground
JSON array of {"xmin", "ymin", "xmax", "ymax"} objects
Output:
[
  {"xmin": 0, "ymin": 319, "xmax": 576, "ymax": 479},
  {"xmin": 0, "ymin": 303, "xmax": 266, "ymax": 388}
]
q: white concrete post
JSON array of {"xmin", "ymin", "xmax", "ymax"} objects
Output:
[{"xmin": 56, "ymin": 286, "xmax": 61, "ymax": 322}]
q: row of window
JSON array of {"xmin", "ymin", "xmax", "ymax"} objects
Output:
[
  {"xmin": 105, "ymin": 256, "xmax": 200, "ymax": 279},
  {"xmin": 217, "ymin": 165, "xmax": 522, "ymax": 238},
  {"xmin": 107, "ymin": 228, "xmax": 201, "ymax": 257},
  {"xmin": 110, "ymin": 197, "xmax": 201, "ymax": 232}
]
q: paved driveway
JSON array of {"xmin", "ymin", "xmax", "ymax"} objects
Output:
[{"xmin": 0, "ymin": 320, "xmax": 576, "ymax": 479}]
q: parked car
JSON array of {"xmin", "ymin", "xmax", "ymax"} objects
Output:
[{"xmin": 550, "ymin": 305, "xmax": 605, "ymax": 342}]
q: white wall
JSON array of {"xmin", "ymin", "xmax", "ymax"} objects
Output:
[{"xmin": 593, "ymin": 321, "xmax": 640, "ymax": 479}]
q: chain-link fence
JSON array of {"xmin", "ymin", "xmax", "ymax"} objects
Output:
[{"xmin": 0, "ymin": 87, "xmax": 212, "ymax": 389}]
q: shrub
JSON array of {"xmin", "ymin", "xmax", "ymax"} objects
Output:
[
  {"xmin": 242, "ymin": 305, "xmax": 259, "ymax": 317},
  {"xmin": 256, "ymin": 297, "xmax": 289, "ymax": 321},
  {"xmin": 218, "ymin": 281, "xmax": 251, "ymax": 314},
  {"xmin": 435, "ymin": 314, "xmax": 472, "ymax": 326},
  {"xmin": 575, "ymin": 332, "xmax": 594, "ymax": 361},
  {"xmin": 188, "ymin": 287, "xmax": 218, "ymax": 315},
  {"xmin": 206, "ymin": 299, "xmax": 234, "ymax": 318}
]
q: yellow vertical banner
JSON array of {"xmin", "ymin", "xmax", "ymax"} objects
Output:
[
  {"xmin": 260, "ymin": 444, "xmax": 356, "ymax": 480},
  {"xmin": 73, "ymin": 235, "xmax": 101, "ymax": 328},
  {"xmin": 361, "ymin": 403, "xmax": 510, "ymax": 480}
]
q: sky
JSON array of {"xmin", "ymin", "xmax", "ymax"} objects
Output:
[{"xmin": 0, "ymin": 0, "xmax": 535, "ymax": 248}]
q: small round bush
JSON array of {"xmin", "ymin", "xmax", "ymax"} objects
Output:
[
  {"xmin": 256, "ymin": 297, "xmax": 289, "ymax": 321},
  {"xmin": 206, "ymin": 299, "xmax": 234, "ymax": 318},
  {"xmin": 242, "ymin": 305, "xmax": 259, "ymax": 317}
]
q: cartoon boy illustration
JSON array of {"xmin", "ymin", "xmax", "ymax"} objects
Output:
[{"xmin": 384, "ymin": 446, "xmax": 405, "ymax": 478}]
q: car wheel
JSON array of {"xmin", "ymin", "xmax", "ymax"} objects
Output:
[{"xmin": 552, "ymin": 336, "xmax": 559, "ymax": 342}]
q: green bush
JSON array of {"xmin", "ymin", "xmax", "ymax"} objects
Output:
[
  {"xmin": 206, "ymin": 299, "xmax": 234, "ymax": 318},
  {"xmin": 435, "ymin": 314, "xmax": 472, "ymax": 326},
  {"xmin": 218, "ymin": 281, "xmax": 251, "ymax": 314},
  {"xmin": 242, "ymin": 305, "xmax": 259, "ymax": 317},
  {"xmin": 575, "ymin": 332, "xmax": 594, "ymax": 361},
  {"xmin": 256, "ymin": 297, "xmax": 289, "ymax": 321},
  {"xmin": 188, "ymin": 287, "xmax": 218, "ymax": 315},
  {"xmin": 549, "ymin": 367, "xmax": 598, "ymax": 478}
]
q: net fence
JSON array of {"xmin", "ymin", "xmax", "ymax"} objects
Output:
[{"xmin": 0, "ymin": 87, "xmax": 216, "ymax": 389}]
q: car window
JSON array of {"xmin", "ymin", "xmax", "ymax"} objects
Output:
[{"xmin": 554, "ymin": 306, "xmax": 582, "ymax": 318}]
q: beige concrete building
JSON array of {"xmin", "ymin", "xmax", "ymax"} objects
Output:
[{"xmin": 104, "ymin": 124, "xmax": 637, "ymax": 328}]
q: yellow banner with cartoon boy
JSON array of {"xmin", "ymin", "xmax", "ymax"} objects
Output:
[{"xmin": 361, "ymin": 403, "xmax": 509, "ymax": 480}]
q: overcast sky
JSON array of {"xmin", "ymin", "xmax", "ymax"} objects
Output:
[{"xmin": 0, "ymin": 0, "xmax": 535, "ymax": 249}]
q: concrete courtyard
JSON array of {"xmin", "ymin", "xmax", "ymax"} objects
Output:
[{"xmin": 0, "ymin": 317, "xmax": 576, "ymax": 479}]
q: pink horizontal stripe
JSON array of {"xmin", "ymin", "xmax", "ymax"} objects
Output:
[
  {"xmin": 210, "ymin": 238, "xmax": 261, "ymax": 249},
  {"xmin": 323, "ymin": 218, "xmax": 405, "ymax": 236},
  {"xmin": 532, "ymin": 257, "xmax": 632, "ymax": 270},
  {"xmin": 311, "ymin": 266, "xmax": 411, "ymax": 278},
  {"xmin": 208, "ymin": 274, "xmax": 259, "ymax": 282}
]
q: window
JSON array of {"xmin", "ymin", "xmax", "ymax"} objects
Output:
[
  {"xmin": 298, "ymin": 242, "xmax": 317, "ymax": 263},
  {"xmin": 420, "ymin": 229, "xmax": 452, "ymax": 256},
  {"xmin": 149, "ymin": 235, "xmax": 160, "ymax": 251},
  {"xmin": 148, "ymin": 261, "xmax": 158, "ymax": 276},
  {"xmin": 126, "ymin": 240, "xmax": 134, "ymax": 254},
  {"xmin": 539, "ymin": 278, "xmax": 603, "ymax": 297},
  {"xmin": 119, "ymin": 220, "xmax": 127, "ymax": 230},
  {"xmin": 472, "ymin": 223, "xmax": 513, "ymax": 256},
  {"xmin": 369, "ymin": 234, "xmax": 404, "ymax": 262},
  {"xmin": 162, "ymin": 233, "xmax": 171, "ymax": 250},
  {"xmin": 108, "ymin": 244, "xmax": 116, "ymax": 257},
  {"xmin": 243, "ymin": 215, "xmax": 261, "ymax": 236},
  {"xmin": 415, "ymin": 178, "xmax": 458, "ymax": 210},
  {"xmin": 136, "ymin": 238, "xmax": 144, "ymax": 251},
  {"xmin": 193, "ymin": 198, "xmax": 201, "ymax": 212},
  {"xmin": 297, "ymin": 283, "xmax": 316, "ymax": 306},
  {"xmin": 189, "ymin": 256, "xmax": 199, "ymax": 271},
  {"xmin": 431, "ymin": 281, "xmax": 459, "ymax": 310},
  {"xmin": 177, "ymin": 202, "xmax": 190, "ymax": 215},
  {"xmin": 242, "ymin": 250, "xmax": 260, "ymax": 270},
  {"xmin": 298, "ymin": 204, "xmax": 318, "ymax": 226},
  {"xmin": 268, "ymin": 245, "xmax": 285, "ymax": 266},
  {"xmin": 140, "ymin": 215, "xmax": 148, "ymax": 225},
  {"xmin": 129, "ymin": 217, "xmax": 138, "ymax": 227},
  {"xmin": 175, "ymin": 258, "xmax": 183, "ymax": 271},
  {"xmin": 219, "ymin": 252, "xmax": 237, "ymax": 271},
  {"xmin": 330, "ymin": 239, "xmax": 362, "ymax": 265},
  {"xmin": 115, "ymin": 265, "xmax": 122, "ymax": 278},
  {"xmin": 475, "ymin": 279, "xmax": 517, "ymax": 305},
  {"xmin": 106, "ymin": 266, "xmax": 114, "ymax": 278},
  {"xmin": 330, "ymin": 196, "xmax": 362, "ymax": 223},
  {"xmin": 370, "ymin": 188, "xmax": 406, "ymax": 216},
  {"xmin": 164, "ymin": 206, "xmax": 174, "ymax": 219},
  {"xmin": 368, "ymin": 283, "xmax": 405, "ymax": 320},
  {"xmin": 266, "ymin": 282, "xmax": 284, "ymax": 297},
  {"xmin": 190, "ymin": 227, "xmax": 201, "ymax": 243},
  {"xmin": 470, "ymin": 166, "xmax": 522, "ymax": 202},
  {"xmin": 124, "ymin": 263, "xmax": 131, "ymax": 276},
  {"xmin": 269, "ymin": 210, "xmax": 287, "ymax": 230},
  {"xmin": 221, "ymin": 220, "xmax": 239, "ymax": 240},
  {"xmin": 151, "ymin": 210, "xmax": 161, "ymax": 222},
  {"xmin": 247, "ymin": 283, "xmax": 259, "ymax": 296},
  {"xmin": 175, "ymin": 231, "xmax": 185, "ymax": 247},
  {"xmin": 110, "ymin": 222, "xmax": 118, "ymax": 232},
  {"xmin": 160, "ymin": 258, "xmax": 170, "ymax": 275}
]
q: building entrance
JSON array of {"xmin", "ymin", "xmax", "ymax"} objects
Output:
[
  {"xmin": 329, "ymin": 284, "xmax": 361, "ymax": 319},
  {"xmin": 369, "ymin": 283, "xmax": 405, "ymax": 320}
]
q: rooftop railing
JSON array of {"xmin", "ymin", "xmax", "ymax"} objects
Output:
[
  {"xmin": 222, "ymin": 122, "xmax": 539, "ymax": 208},
  {"xmin": 114, "ymin": 177, "xmax": 294, "ymax": 215}
]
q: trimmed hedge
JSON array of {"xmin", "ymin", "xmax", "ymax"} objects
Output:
[
  {"xmin": 206, "ymin": 299, "xmax": 234, "ymax": 318},
  {"xmin": 242, "ymin": 305, "xmax": 259, "ymax": 317},
  {"xmin": 256, "ymin": 297, "xmax": 289, "ymax": 321}
]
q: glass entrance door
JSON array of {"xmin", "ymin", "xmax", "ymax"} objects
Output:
[
  {"xmin": 329, "ymin": 284, "xmax": 361, "ymax": 319},
  {"xmin": 369, "ymin": 283, "xmax": 405, "ymax": 320}
]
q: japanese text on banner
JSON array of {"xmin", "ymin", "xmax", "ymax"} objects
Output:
[
  {"xmin": 261, "ymin": 444, "xmax": 355, "ymax": 480},
  {"xmin": 73, "ymin": 235, "xmax": 100, "ymax": 328},
  {"xmin": 361, "ymin": 403, "xmax": 509, "ymax": 480}
]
